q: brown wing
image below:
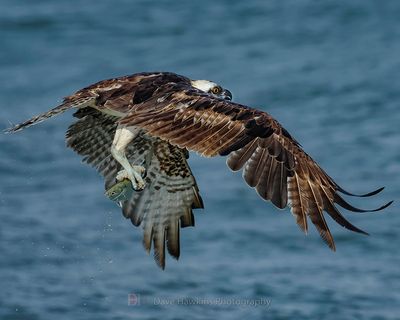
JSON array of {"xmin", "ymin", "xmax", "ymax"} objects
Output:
[
  {"xmin": 6, "ymin": 72, "xmax": 191, "ymax": 133},
  {"xmin": 120, "ymin": 83, "xmax": 391, "ymax": 250},
  {"xmin": 66, "ymin": 108, "xmax": 203, "ymax": 269}
]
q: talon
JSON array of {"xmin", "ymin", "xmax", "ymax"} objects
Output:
[
  {"xmin": 132, "ymin": 165, "xmax": 147, "ymax": 179},
  {"xmin": 116, "ymin": 169, "xmax": 129, "ymax": 182},
  {"xmin": 116, "ymin": 167, "xmax": 146, "ymax": 192},
  {"xmin": 115, "ymin": 170, "xmax": 129, "ymax": 181},
  {"xmin": 133, "ymin": 180, "xmax": 145, "ymax": 192},
  {"xmin": 130, "ymin": 175, "xmax": 146, "ymax": 192}
]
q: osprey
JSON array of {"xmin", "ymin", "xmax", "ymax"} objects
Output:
[{"xmin": 6, "ymin": 71, "xmax": 391, "ymax": 269}]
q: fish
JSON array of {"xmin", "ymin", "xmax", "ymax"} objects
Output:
[{"xmin": 105, "ymin": 179, "xmax": 134, "ymax": 202}]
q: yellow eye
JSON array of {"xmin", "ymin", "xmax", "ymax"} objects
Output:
[{"xmin": 211, "ymin": 86, "xmax": 222, "ymax": 94}]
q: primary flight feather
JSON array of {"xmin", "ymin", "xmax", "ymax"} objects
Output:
[{"xmin": 6, "ymin": 71, "xmax": 392, "ymax": 269}]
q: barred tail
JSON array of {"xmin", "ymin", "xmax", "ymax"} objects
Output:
[{"xmin": 4, "ymin": 96, "xmax": 95, "ymax": 133}]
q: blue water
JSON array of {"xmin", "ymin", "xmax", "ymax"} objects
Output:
[{"xmin": 1, "ymin": 1, "xmax": 399, "ymax": 319}]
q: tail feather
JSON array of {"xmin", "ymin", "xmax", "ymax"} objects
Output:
[{"xmin": 4, "ymin": 96, "xmax": 96, "ymax": 133}]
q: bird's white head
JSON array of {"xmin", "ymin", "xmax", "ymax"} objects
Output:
[{"xmin": 190, "ymin": 80, "xmax": 232, "ymax": 100}]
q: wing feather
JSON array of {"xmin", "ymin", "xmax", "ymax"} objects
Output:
[
  {"xmin": 227, "ymin": 139, "xmax": 258, "ymax": 171},
  {"xmin": 306, "ymin": 180, "xmax": 336, "ymax": 250},
  {"xmin": 243, "ymin": 147, "xmax": 267, "ymax": 187},
  {"xmin": 166, "ymin": 219, "xmax": 180, "ymax": 258},
  {"xmin": 66, "ymin": 108, "xmax": 122, "ymax": 188},
  {"xmin": 288, "ymin": 174, "xmax": 308, "ymax": 233},
  {"xmin": 254, "ymin": 155, "xmax": 273, "ymax": 200}
]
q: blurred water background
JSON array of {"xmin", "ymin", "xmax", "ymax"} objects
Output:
[{"xmin": 0, "ymin": 0, "xmax": 399, "ymax": 319}]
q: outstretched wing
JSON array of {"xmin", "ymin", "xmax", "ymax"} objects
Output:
[
  {"xmin": 66, "ymin": 108, "xmax": 203, "ymax": 268},
  {"xmin": 5, "ymin": 72, "xmax": 191, "ymax": 133},
  {"xmin": 120, "ymin": 83, "xmax": 391, "ymax": 250}
]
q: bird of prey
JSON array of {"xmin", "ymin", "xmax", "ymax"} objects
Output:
[{"xmin": 6, "ymin": 71, "xmax": 392, "ymax": 269}]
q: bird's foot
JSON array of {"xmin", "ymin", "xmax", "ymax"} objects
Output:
[{"xmin": 116, "ymin": 165, "xmax": 146, "ymax": 191}]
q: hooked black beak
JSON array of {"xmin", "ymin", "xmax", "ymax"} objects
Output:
[{"xmin": 222, "ymin": 89, "xmax": 232, "ymax": 101}]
